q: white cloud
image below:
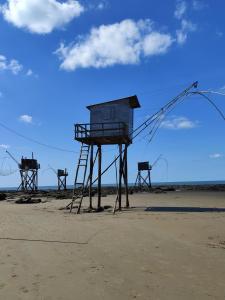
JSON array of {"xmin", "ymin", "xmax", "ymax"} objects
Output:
[
  {"xmin": 161, "ymin": 116, "xmax": 198, "ymax": 130},
  {"xmin": 0, "ymin": 0, "xmax": 84, "ymax": 34},
  {"xmin": 55, "ymin": 19, "xmax": 174, "ymax": 71},
  {"xmin": 142, "ymin": 32, "xmax": 174, "ymax": 55},
  {"xmin": 0, "ymin": 144, "xmax": 10, "ymax": 149},
  {"xmin": 176, "ymin": 19, "xmax": 197, "ymax": 44},
  {"xmin": 19, "ymin": 114, "xmax": 33, "ymax": 124},
  {"xmin": 0, "ymin": 54, "xmax": 23, "ymax": 74},
  {"xmin": 174, "ymin": 0, "xmax": 187, "ymax": 20},
  {"xmin": 209, "ymin": 153, "xmax": 223, "ymax": 159}
]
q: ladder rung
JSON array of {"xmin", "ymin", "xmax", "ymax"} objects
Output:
[
  {"xmin": 72, "ymin": 197, "xmax": 81, "ymax": 201},
  {"xmin": 78, "ymin": 164, "xmax": 87, "ymax": 167}
]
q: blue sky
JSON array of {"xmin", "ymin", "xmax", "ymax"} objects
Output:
[{"xmin": 0, "ymin": 0, "xmax": 225, "ymax": 187}]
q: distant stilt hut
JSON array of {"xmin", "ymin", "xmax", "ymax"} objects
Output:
[{"xmin": 135, "ymin": 161, "xmax": 152, "ymax": 191}]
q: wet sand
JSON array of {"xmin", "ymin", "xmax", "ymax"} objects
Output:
[{"xmin": 0, "ymin": 190, "xmax": 225, "ymax": 300}]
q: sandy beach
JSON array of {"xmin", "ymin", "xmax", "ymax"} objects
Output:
[{"xmin": 0, "ymin": 190, "xmax": 225, "ymax": 300}]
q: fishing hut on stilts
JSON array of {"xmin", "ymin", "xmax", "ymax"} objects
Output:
[
  {"xmin": 57, "ymin": 169, "xmax": 68, "ymax": 191},
  {"xmin": 6, "ymin": 151, "xmax": 40, "ymax": 192},
  {"xmin": 19, "ymin": 154, "xmax": 40, "ymax": 192},
  {"xmin": 135, "ymin": 162, "xmax": 152, "ymax": 191},
  {"xmin": 67, "ymin": 95, "xmax": 141, "ymax": 213}
]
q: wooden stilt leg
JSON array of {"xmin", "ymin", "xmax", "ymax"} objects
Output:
[
  {"xmin": 89, "ymin": 145, "xmax": 94, "ymax": 209},
  {"xmin": 118, "ymin": 144, "xmax": 122, "ymax": 211},
  {"xmin": 97, "ymin": 145, "xmax": 102, "ymax": 209},
  {"xmin": 124, "ymin": 145, "xmax": 129, "ymax": 208},
  {"xmin": 148, "ymin": 169, "xmax": 152, "ymax": 189}
]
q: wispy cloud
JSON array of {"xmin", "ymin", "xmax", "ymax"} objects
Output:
[
  {"xmin": 216, "ymin": 31, "xmax": 223, "ymax": 38},
  {"xmin": 174, "ymin": 0, "xmax": 187, "ymax": 20},
  {"xmin": 176, "ymin": 19, "xmax": 197, "ymax": 45},
  {"xmin": 55, "ymin": 19, "xmax": 174, "ymax": 71},
  {"xmin": 0, "ymin": 54, "xmax": 23, "ymax": 75},
  {"xmin": 209, "ymin": 153, "xmax": 223, "ymax": 159},
  {"xmin": 0, "ymin": 0, "xmax": 84, "ymax": 34},
  {"xmin": 26, "ymin": 69, "xmax": 33, "ymax": 76},
  {"xmin": 174, "ymin": 1, "xmax": 197, "ymax": 45},
  {"xmin": 96, "ymin": 1, "xmax": 108, "ymax": 10},
  {"xmin": 19, "ymin": 114, "xmax": 33, "ymax": 124},
  {"xmin": 88, "ymin": 1, "xmax": 109, "ymax": 11},
  {"xmin": 161, "ymin": 116, "xmax": 199, "ymax": 130},
  {"xmin": 97, "ymin": 3, "xmax": 106, "ymax": 10},
  {"xmin": 192, "ymin": 0, "xmax": 208, "ymax": 11},
  {"xmin": 0, "ymin": 144, "xmax": 10, "ymax": 149},
  {"xmin": 26, "ymin": 69, "xmax": 38, "ymax": 78}
]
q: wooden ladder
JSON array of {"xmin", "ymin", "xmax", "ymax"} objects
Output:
[{"xmin": 68, "ymin": 143, "xmax": 90, "ymax": 214}]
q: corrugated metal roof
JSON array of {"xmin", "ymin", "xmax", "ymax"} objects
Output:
[{"xmin": 86, "ymin": 95, "xmax": 141, "ymax": 110}]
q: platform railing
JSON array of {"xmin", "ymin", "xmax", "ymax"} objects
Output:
[{"xmin": 75, "ymin": 122, "xmax": 128, "ymax": 140}]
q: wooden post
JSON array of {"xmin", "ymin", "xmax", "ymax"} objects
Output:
[
  {"xmin": 97, "ymin": 145, "xmax": 102, "ymax": 209},
  {"xmin": 118, "ymin": 144, "xmax": 123, "ymax": 210},
  {"xmin": 57, "ymin": 176, "xmax": 60, "ymax": 191},
  {"xmin": 89, "ymin": 144, "xmax": 94, "ymax": 209},
  {"xmin": 65, "ymin": 169, "xmax": 67, "ymax": 190},
  {"xmin": 138, "ymin": 171, "xmax": 141, "ymax": 191},
  {"xmin": 148, "ymin": 169, "xmax": 151, "ymax": 189},
  {"xmin": 124, "ymin": 144, "xmax": 129, "ymax": 208}
]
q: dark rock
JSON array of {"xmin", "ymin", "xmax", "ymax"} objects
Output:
[{"xmin": 96, "ymin": 206, "xmax": 104, "ymax": 212}]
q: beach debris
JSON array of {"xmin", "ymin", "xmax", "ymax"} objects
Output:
[
  {"xmin": 15, "ymin": 196, "xmax": 42, "ymax": 204},
  {"xmin": 0, "ymin": 193, "xmax": 7, "ymax": 201}
]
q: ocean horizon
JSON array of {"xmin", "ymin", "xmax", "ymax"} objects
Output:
[{"xmin": 1, "ymin": 180, "xmax": 225, "ymax": 191}]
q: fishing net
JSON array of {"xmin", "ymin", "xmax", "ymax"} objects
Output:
[{"xmin": 0, "ymin": 157, "xmax": 17, "ymax": 176}]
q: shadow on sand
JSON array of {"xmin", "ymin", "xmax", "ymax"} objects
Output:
[{"xmin": 145, "ymin": 207, "xmax": 225, "ymax": 213}]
